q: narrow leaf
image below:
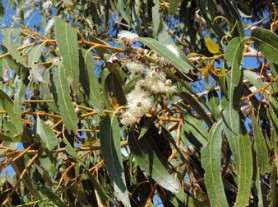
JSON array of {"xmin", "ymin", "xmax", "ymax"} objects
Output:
[
  {"xmin": 129, "ymin": 129, "xmax": 181, "ymax": 193},
  {"xmin": 208, "ymin": 89, "xmax": 220, "ymax": 119},
  {"xmin": 205, "ymin": 37, "xmax": 220, "ymax": 54},
  {"xmin": 226, "ymin": 37, "xmax": 244, "ymax": 86},
  {"xmin": 267, "ymin": 164, "xmax": 278, "ymax": 207},
  {"xmin": 3, "ymin": 28, "xmax": 27, "ymax": 67},
  {"xmin": 139, "ymin": 37, "xmax": 192, "ymax": 75},
  {"xmin": 51, "ymin": 65, "xmax": 78, "ymax": 133},
  {"xmin": 28, "ymin": 43, "xmax": 44, "ymax": 82},
  {"xmin": 201, "ymin": 119, "xmax": 229, "ymax": 207},
  {"xmin": 36, "ymin": 186, "xmax": 66, "ymax": 207},
  {"xmin": 234, "ymin": 134, "xmax": 253, "ymax": 207},
  {"xmin": 100, "ymin": 115, "xmax": 131, "ymax": 207},
  {"xmin": 54, "ymin": 17, "xmax": 79, "ymax": 91},
  {"xmin": 138, "ymin": 114, "xmax": 157, "ymax": 139},
  {"xmin": 251, "ymin": 28, "xmax": 278, "ymax": 64},
  {"xmin": 0, "ymin": 89, "xmax": 23, "ymax": 141},
  {"xmin": 36, "ymin": 116, "xmax": 58, "ymax": 151},
  {"xmin": 180, "ymin": 92, "xmax": 213, "ymax": 128},
  {"xmin": 80, "ymin": 49, "xmax": 105, "ymax": 114},
  {"xmin": 252, "ymin": 112, "xmax": 270, "ymax": 174}
]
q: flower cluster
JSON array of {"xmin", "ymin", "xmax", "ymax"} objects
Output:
[
  {"xmin": 120, "ymin": 68, "xmax": 176, "ymax": 126},
  {"xmin": 118, "ymin": 30, "xmax": 139, "ymax": 45},
  {"xmin": 117, "ymin": 31, "xmax": 178, "ymax": 126}
]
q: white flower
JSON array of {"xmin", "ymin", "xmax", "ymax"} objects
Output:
[
  {"xmin": 117, "ymin": 30, "xmax": 139, "ymax": 44},
  {"xmin": 125, "ymin": 62, "xmax": 147, "ymax": 74},
  {"xmin": 145, "ymin": 70, "xmax": 166, "ymax": 82},
  {"xmin": 165, "ymin": 44, "xmax": 180, "ymax": 57},
  {"xmin": 126, "ymin": 89, "xmax": 153, "ymax": 118},
  {"xmin": 120, "ymin": 111, "xmax": 138, "ymax": 126}
]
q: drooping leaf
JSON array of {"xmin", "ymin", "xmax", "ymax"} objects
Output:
[
  {"xmin": 138, "ymin": 114, "xmax": 157, "ymax": 139},
  {"xmin": 36, "ymin": 186, "xmax": 66, "ymax": 207},
  {"xmin": 251, "ymin": 112, "xmax": 270, "ymax": 174},
  {"xmin": 3, "ymin": 28, "xmax": 27, "ymax": 67},
  {"xmin": 180, "ymin": 91, "xmax": 213, "ymax": 128},
  {"xmin": 0, "ymin": 89, "xmax": 23, "ymax": 141},
  {"xmin": 13, "ymin": 76, "xmax": 26, "ymax": 115},
  {"xmin": 183, "ymin": 115, "xmax": 208, "ymax": 146},
  {"xmin": 251, "ymin": 28, "xmax": 278, "ymax": 64},
  {"xmin": 267, "ymin": 164, "xmax": 278, "ymax": 207},
  {"xmin": 54, "ymin": 17, "xmax": 79, "ymax": 91},
  {"xmin": 223, "ymin": 73, "xmax": 242, "ymax": 169},
  {"xmin": 100, "ymin": 115, "xmax": 131, "ymax": 207},
  {"xmin": 226, "ymin": 37, "xmax": 245, "ymax": 86},
  {"xmin": 201, "ymin": 119, "xmax": 229, "ymax": 207},
  {"xmin": 234, "ymin": 134, "xmax": 253, "ymax": 207},
  {"xmin": 36, "ymin": 116, "xmax": 58, "ymax": 151},
  {"xmin": 208, "ymin": 89, "xmax": 220, "ymax": 119},
  {"xmin": 139, "ymin": 37, "xmax": 192, "ymax": 76},
  {"xmin": 129, "ymin": 129, "xmax": 181, "ymax": 193},
  {"xmin": 80, "ymin": 49, "xmax": 105, "ymax": 114},
  {"xmin": 117, "ymin": 0, "xmax": 130, "ymax": 25},
  {"xmin": 28, "ymin": 43, "xmax": 44, "ymax": 82},
  {"xmin": 51, "ymin": 65, "xmax": 78, "ymax": 133},
  {"xmin": 152, "ymin": 0, "xmax": 173, "ymax": 44},
  {"xmin": 205, "ymin": 37, "xmax": 220, "ymax": 54}
]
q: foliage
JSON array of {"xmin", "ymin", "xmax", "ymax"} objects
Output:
[{"xmin": 0, "ymin": 0, "xmax": 277, "ymax": 206}]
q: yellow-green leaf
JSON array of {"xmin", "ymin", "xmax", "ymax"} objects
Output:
[{"xmin": 205, "ymin": 37, "xmax": 220, "ymax": 54}]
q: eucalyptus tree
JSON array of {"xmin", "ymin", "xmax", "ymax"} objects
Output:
[{"xmin": 0, "ymin": 0, "xmax": 277, "ymax": 206}]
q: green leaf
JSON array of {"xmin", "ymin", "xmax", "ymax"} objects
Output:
[
  {"xmin": 123, "ymin": 75, "xmax": 143, "ymax": 94},
  {"xmin": 234, "ymin": 134, "xmax": 253, "ymax": 207},
  {"xmin": 0, "ymin": 89, "xmax": 23, "ymax": 141},
  {"xmin": 243, "ymin": 70, "xmax": 265, "ymax": 90},
  {"xmin": 180, "ymin": 92, "xmax": 213, "ymax": 128},
  {"xmin": 152, "ymin": 0, "xmax": 173, "ymax": 44},
  {"xmin": 36, "ymin": 116, "xmax": 58, "ymax": 151},
  {"xmin": 54, "ymin": 17, "xmax": 79, "ymax": 91},
  {"xmin": 139, "ymin": 37, "xmax": 192, "ymax": 75},
  {"xmin": 129, "ymin": 129, "xmax": 181, "ymax": 193},
  {"xmin": 138, "ymin": 114, "xmax": 157, "ymax": 139},
  {"xmin": 36, "ymin": 186, "xmax": 66, "ymax": 207},
  {"xmin": 205, "ymin": 37, "xmax": 220, "ymax": 54},
  {"xmin": 251, "ymin": 28, "xmax": 278, "ymax": 64},
  {"xmin": 80, "ymin": 49, "xmax": 105, "ymax": 114},
  {"xmin": 13, "ymin": 76, "xmax": 26, "ymax": 115},
  {"xmin": 100, "ymin": 115, "xmax": 131, "ymax": 207},
  {"xmin": 3, "ymin": 28, "xmax": 27, "ymax": 67},
  {"xmin": 117, "ymin": 0, "xmax": 130, "ymax": 25},
  {"xmin": 201, "ymin": 119, "xmax": 229, "ymax": 207},
  {"xmin": 223, "ymin": 74, "xmax": 242, "ymax": 169},
  {"xmin": 251, "ymin": 112, "xmax": 270, "ymax": 174},
  {"xmin": 51, "ymin": 65, "xmax": 78, "ymax": 133},
  {"xmin": 28, "ymin": 43, "xmax": 44, "ymax": 82},
  {"xmin": 267, "ymin": 164, "xmax": 278, "ymax": 207},
  {"xmin": 226, "ymin": 37, "xmax": 244, "ymax": 85},
  {"xmin": 169, "ymin": 0, "xmax": 180, "ymax": 15},
  {"xmin": 183, "ymin": 115, "xmax": 208, "ymax": 146},
  {"xmin": 208, "ymin": 89, "xmax": 220, "ymax": 119}
]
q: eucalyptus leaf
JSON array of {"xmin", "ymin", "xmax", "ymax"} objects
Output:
[
  {"xmin": 100, "ymin": 115, "xmax": 131, "ymax": 207},
  {"xmin": 51, "ymin": 65, "xmax": 78, "ymax": 133},
  {"xmin": 251, "ymin": 28, "xmax": 278, "ymax": 64},
  {"xmin": 201, "ymin": 119, "xmax": 229, "ymax": 207},
  {"xmin": 54, "ymin": 17, "xmax": 79, "ymax": 91}
]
